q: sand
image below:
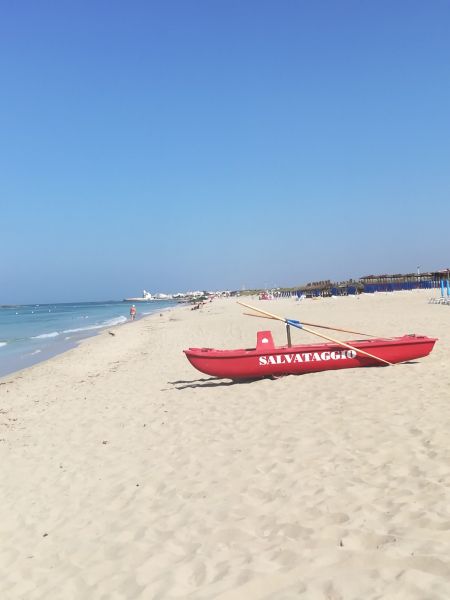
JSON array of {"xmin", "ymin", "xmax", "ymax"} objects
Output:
[{"xmin": 1, "ymin": 290, "xmax": 450, "ymax": 599}]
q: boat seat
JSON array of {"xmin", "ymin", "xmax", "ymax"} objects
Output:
[{"xmin": 256, "ymin": 331, "xmax": 275, "ymax": 351}]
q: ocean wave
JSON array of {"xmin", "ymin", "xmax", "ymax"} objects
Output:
[
  {"xmin": 63, "ymin": 325, "xmax": 105, "ymax": 334},
  {"xmin": 105, "ymin": 316, "xmax": 128, "ymax": 327},
  {"xmin": 0, "ymin": 342, "xmax": 7, "ymax": 348},
  {"xmin": 29, "ymin": 349, "xmax": 42, "ymax": 355},
  {"xmin": 32, "ymin": 332, "xmax": 60, "ymax": 339},
  {"xmin": 63, "ymin": 315, "xmax": 127, "ymax": 334}
]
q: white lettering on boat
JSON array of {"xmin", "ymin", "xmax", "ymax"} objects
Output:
[{"xmin": 258, "ymin": 349, "xmax": 357, "ymax": 366}]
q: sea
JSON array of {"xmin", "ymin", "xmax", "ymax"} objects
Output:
[{"xmin": 0, "ymin": 300, "xmax": 175, "ymax": 378}]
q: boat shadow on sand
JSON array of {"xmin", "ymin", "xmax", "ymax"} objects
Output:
[
  {"xmin": 169, "ymin": 377, "xmax": 257, "ymax": 390},
  {"xmin": 170, "ymin": 360, "xmax": 423, "ymax": 390},
  {"xmin": 170, "ymin": 359, "xmax": 423, "ymax": 390}
]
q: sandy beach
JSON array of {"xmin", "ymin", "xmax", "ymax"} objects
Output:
[{"xmin": 1, "ymin": 290, "xmax": 450, "ymax": 599}]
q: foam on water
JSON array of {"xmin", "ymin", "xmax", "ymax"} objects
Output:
[
  {"xmin": 63, "ymin": 315, "xmax": 127, "ymax": 334},
  {"xmin": 0, "ymin": 342, "xmax": 7, "ymax": 348},
  {"xmin": 106, "ymin": 315, "xmax": 128, "ymax": 327},
  {"xmin": 32, "ymin": 332, "xmax": 60, "ymax": 339}
]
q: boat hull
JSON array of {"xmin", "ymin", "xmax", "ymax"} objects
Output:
[{"xmin": 184, "ymin": 331, "xmax": 437, "ymax": 380}]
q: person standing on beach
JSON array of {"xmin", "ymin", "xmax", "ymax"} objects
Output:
[{"xmin": 129, "ymin": 305, "xmax": 136, "ymax": 321}]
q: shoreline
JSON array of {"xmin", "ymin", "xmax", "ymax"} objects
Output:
[
  {"xmin": 0, "ymin": 304, "xmax": 176, "ymax": 380},
  {"xmin": 1, "ymin": 291, "xmax": 450, "ymax": 598}
]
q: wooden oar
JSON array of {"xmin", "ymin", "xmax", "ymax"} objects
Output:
[
  {"xmin": 243, "ymin": 312, "xmax": 376, "ymax": 337},
  {"xmin": 237, "ymin": 301, "xmax": 394, "ymax": 366}
]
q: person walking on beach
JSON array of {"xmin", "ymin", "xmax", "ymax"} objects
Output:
[{"xmin": 129, "ymin": 305, "xmax": 136, "ymax": 321}]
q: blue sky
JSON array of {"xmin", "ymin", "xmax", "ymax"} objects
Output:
[{"xmin": 1, "ymin": 1, "xmax": 449, "ymax": 303}]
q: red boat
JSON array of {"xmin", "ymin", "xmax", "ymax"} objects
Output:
[{"xmin": 184, "ymin": 330, "xmax": 437, "ymax": 380}]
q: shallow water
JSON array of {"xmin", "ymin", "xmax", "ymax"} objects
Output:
[{"xmin": 0, "ymin": 300, "xmax": 173, "ymax": 377}]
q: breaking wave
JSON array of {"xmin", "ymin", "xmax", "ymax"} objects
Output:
[
  {"xmin": 63, "ymin": 315, "xmax": 127, "ymax": 334},
  {"xmin": 32, "ymin": 332, "xmax": 60, "ymax": 339},
  {"xmin": 105, "ymin": 316, "xmax": 128, "ymax": 327}
]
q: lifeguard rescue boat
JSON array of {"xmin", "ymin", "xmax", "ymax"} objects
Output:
[{"xmin": 184, "ymin": 330, "xmax": 437, "ymax": 380}]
